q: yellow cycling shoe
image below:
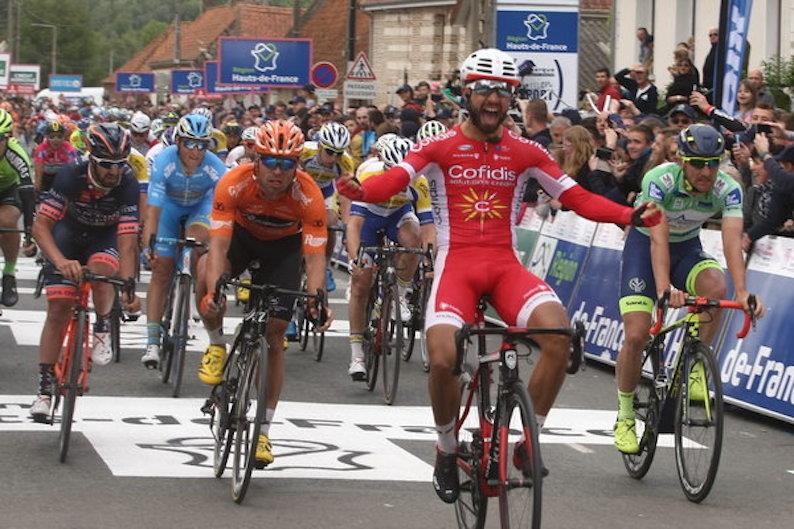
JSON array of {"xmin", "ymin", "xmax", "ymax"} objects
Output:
[
  {"xmin": 614, "ymin": 417, "xmax": 640, "ymax": 454},
  {"xmin": 198, "ymin": 344, "xmax": 226, "ymax": 385},
  {"xmin": 688, "ymin": 360, "xmax": 708, "ymax": 403},
  {"xmin": 236, "ymin": 279, "xmax": 251, "ymax": 304},
  {"xmin": 254, "ymin": 433, "xmax": 274, "ymax": 468}
]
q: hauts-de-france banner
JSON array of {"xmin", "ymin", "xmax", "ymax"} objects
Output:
[
  {"xmin": 217, "ymin": 37, "xmax": 311, "ymax": 88},
  {"xmin": 495, "ymin": 0, "xmax": 579, "ymax": 112}
]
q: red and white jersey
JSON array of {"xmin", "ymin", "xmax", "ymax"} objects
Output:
[{"xmin": 398, "ymin": 125, "xmax": 575, "ymax": 250}]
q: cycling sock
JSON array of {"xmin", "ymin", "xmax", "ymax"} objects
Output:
[
  {"xmin": 397, "ymin": 276, "xmax": 411, "ymax": 297},
  {"xmin": 349, "ymin": 334, "xmax": 364, "ymax": 361},
  {"xmin": 93, "ymin": 315, "xmax": 109, "ymax": 334},
  {"xmin": 207, "ymin": 326, "xmax": 223, "ymax": 345},
  {"xmin": 435, "ymin": 420, "xmax": 457, "ymax": 454},
  {"xmin": 3, "ymin": 260, "xmax": 15, "ymax": 275},
  {"xmin": 617, "ymin": 390, "xmax": 635, "ymax": 420},
  {"xmin": 261, "ymin": 408, "xmax": 276, "ymax": 435},
  {"xmin": 38, "ymin": 363, "xmax": 54, "ymax": 396},
  {"xmin": 146, "ymin": 322, "xmax": 162, "ymax": 347}
]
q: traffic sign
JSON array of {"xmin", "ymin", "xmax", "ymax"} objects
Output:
[
  {"xmin": 346, "ymin": 52, "xmax": 376, "ymax": 81},
  {"xmin": 343, "ymin": 80, "xmax": 376, "ymax": 101},
  {"xmin": 310, "ymin": 62, "xmax": 338, "ymax": 88},
  {"xmin": 315, "ymin": 88, "xmax": 339, "ymax": 102}
]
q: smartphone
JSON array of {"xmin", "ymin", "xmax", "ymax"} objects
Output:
[{"xmin": 757, "ymin": 123, "xmax": 773, "ymax": 134}]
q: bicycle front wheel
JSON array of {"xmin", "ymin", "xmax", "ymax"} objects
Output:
[
  {"xmin": 455, "ymin": 433, "xmax": 488, "ymax": 529},
  {"xmin": 674, "ymin": 341, "xmax": 723, "ymax": 503},
  {"xmin": 364, "ymin": 283, "xmax": 380, "ymax": 392},
  {"xmin": 497, "ymin": 382, "xmax": 542, "ymax": 529},
  {"xmin": 159, "ymin": 273, "xmax": 178, "ymax": 383},
  {"xmin": 59, "ymin": 311, "xmax": 87, "ymax": 463},
  {"xmin": 110, "ymin": 292, "xmax": 122, "ymax": 363},
  {"xmin": 213, "ymin": 333, "xmax": 242, "ymax": 478},
  {"xmin": 622, "ymin": 376, "xmax": 660, "ymax": 479},
  {"xmin": 170, "ymin": 275, "xmax": 192, "ymax": 398},
  {"xmin": 231, "ymin": 341, "xmax": 267, "ymax": 504},
  {"xmin": 312, "ymin": 327, "xmax": 325, "ymax": 362},
  {"xmin": 380, "ymin": 283, "xmax": 402, "ymax": 405}
]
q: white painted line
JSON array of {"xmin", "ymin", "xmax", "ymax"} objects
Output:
[
  {"xmin": 788, "ymin": 470, "xmax": 794, "ymax": 476},
  {"xmin": 568, "ymin": 443, "xmax": 594, "ymax": 454}
]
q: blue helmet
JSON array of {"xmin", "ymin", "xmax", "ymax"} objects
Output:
[
  {"xmin": 175, "ymin": 114, "xmax": 211, "ymax": 140},
  {"xmin": 678, "ymin": 124, "xmax": 725, "ymax": 158}
]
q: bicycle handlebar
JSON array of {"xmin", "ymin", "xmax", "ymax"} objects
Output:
[
  {"xmin": 54, "ymin": 269, "xmax": 135, "ymax": 297},
  {"xmin": 149, "ymin": 234, "xmax": 207, "ymax": 252},
  {"xmin": 650, "ymin": 291, "xmax": 757, "ymax": 339}
]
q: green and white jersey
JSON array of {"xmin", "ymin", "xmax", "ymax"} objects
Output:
[
  {"xmin": 0, "ymin": 137, "xmax": 32, "ymax": 192},
  {"xmin": 635, "ymin": 162, "xmax": 743, "ymax": 242}
]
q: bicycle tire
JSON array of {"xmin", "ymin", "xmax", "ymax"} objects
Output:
[
  {"xmin": 213, "ymin": 333, "xmax": 243, "ymax": 478},
  {"xmin": 160, "ymin": 273, "xmax": 178, "ymax": 384},
  {"xmin": 497, "ymin": 382, "xmax": 542, "ymax": 529},
  {"xmin": 419, "ymin": 275, "xmax": 432, "ymax": 372},
  {"xmin": 364, "ymin": 278, "xmax": 381, "ymax": 392},
  {"xmin": 622, "ymin": 343, "xmax": 661, "ymax": 479},
  {"xmin": 110, "ymin": 292, "xmax": 122, "ymax": 363},
  {"xmin": 34, "ymin": 267, "xmax": 45, "ymax": 299},
  {"xmin": 170, "ymin": 275, "xmax": 191, "ymax": 398},
  {"xmin": 402, "ymin": 273, "xmax": 420, "ymax": 362},
  {"xmin": 313, "ymin": 328, "xmax": 325, "ymax": 362},
  {"xmin": 381, "ymin": 282, "xmax": 402, "ymax": 405},
  {"xmin": 455, "ymin": 435, "xmax": 488, "ymax": 529},
  {"xmin": 674, "ymin": 341, "xmax": 723, "ymax": 503},
  {"xmin": 231, "ymin": 341, "xmax": 267, "ymax": 504},
  {"xmin": 299, "ymin": 310, "xmax": 310, "ymax": 351},
  {"xmin": 59, "ymin": 310, "xmax": 86, "ymax": 463}
]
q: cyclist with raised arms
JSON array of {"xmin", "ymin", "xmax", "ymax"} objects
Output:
[
  {"xmin": 0, "ymin": 109, "xmax": 36, "ymax": 306},
  {"xmin": 346, "ymin": 136, "xmax": 434, "ymax": 380},
  {"xmin": 140, "ymin": 114, "xmax": 227, "ymax": 370},
  {"xmin": 29, "ymin": 123, "xmax": 140, "ymax": 421},
  {"xmin": 613, "ymin": 124, "xmax": 765, "ymax": 454},
  {"xmin": 338, "ymin": 48, "xmax": 662, "ymax": 503},
  {"xmin": 198, "ymin": 120, "xmax": 332, "ymax": 466},
  {"xmin": 299, "ymin": 121, "xmax": 357, "ymax": 293}
]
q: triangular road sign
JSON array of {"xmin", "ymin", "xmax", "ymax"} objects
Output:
[{"xmin": 346, "ymin": 52, "xmax": 376, "ymax": 81}]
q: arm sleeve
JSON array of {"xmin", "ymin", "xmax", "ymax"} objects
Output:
[
  {"xmin": 6, "ymin": 144, "xmax": 35, "ymax": 231},
  {"xmin": 558, "ymin": 184, "xmax": 634, "ymax": 225},
  {"xmin": 360, "ymin": 143, "xmax": 433, "ymax": 203},
  {"xmin": 146, "ymin": 153, "xmax": 167, "ymax": 208},
  {"xmin": 37, "ymin": 165, "xmax": 74, "ymax": 222},
  {"xmin": 411, "ymin": 177, "xmax": 434, "ymax": 225},
  {"xmin": 707, "ymin": 107, "xmax": 748, "ymax": 133}
]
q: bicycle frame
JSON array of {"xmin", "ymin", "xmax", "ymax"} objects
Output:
[{"xmin": 53, "ymin": 281, "xmax": 93, "ymax": 403}]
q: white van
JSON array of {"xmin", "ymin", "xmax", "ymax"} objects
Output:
[{"xmin": 35, "ymin": 87, "xmax": 105, "ymax": 106}]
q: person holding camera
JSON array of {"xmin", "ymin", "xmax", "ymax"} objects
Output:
[{"xmin": 614, "ymin": 64, "xmax": 658, "ymax": 116}]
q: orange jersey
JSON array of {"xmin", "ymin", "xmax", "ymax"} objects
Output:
[{"xmin": 210, "ymin": 164, "xmax": 327, "ymax": 254}]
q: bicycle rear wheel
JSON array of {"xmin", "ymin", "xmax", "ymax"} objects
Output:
[
  {"xmin": 674, "ymin": 341, "xmax": 723, "ymax": 503},
  {"xmin": 455, "ymin": 432, "xmax": 488, "ymax": 529},
  {"xmin": 622, "ymin": 344, "xmax": 661, "ymax": 479},
  {"xmin": 59, "ymin": 311, "xmax": 86, "ymax": 463},
  {"xmin": 160, "ymin": 274, "xmax": 178, "ymax": 383},
  {"xmin": 110, "ymin": 291, "xmax": 122, "ymax": 363},
  {"xmin": 231, "ymin": 341, "xmax": 266, "ymax": 504},
  {"xmin": 312, "ymin": 327, "xmax": 325, "ymax": 362},
  {"xmin": 497, "ymin": 382, "xmax": 542, "ymax": 529},
  {"xmin": 380, "ymin": 283, "xmax": 403, "ymax": 405},
  {"xmin": 212, "ymin": 332, "xmax": 243, "ymax": 478},
  {"xmin": 364, "ymin": 281, "xmax": 381, "ymax": 392},
  {"xmin": 170, "ymin": 275, "xmax": 191, "ymax": 398}
]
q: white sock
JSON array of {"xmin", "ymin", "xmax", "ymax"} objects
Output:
[
  {"xmin": 435, "ymin": 420, "xmax": 457, "ymax": 454},
  {"xmin": 349, "ymin": 334, "xmax": 364, "ymax": 362},
  {"xmin": 206, "ymin": 326, "xmax": 223, "ymax": 345},
  {"xmin": 261, "ymin": 408, "xmax": 276, "ymax": 435}
]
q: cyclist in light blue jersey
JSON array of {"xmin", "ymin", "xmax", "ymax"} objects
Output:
[{"xmin": 140, "ymin": 114, "xmax": 227, "ymax": 370}]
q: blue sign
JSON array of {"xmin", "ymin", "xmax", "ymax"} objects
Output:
[
  {"xmin": 496, "ymin": 10, "xmax": 578, "ymax": 53},
  {"xmin": 204, "ymin": 61, "xmax": 264, "ymax": 95},
  {"xmin": 217, "ymin": 37, "xmax": 311, "ymax": 88},
  {"xmin": 718, "ymin": 0, "xmax": 753, "ymax": 114},
  {"xmin": 171, "ymin": 69, "xmax": 204, "ymax": 95},
  {"xmin": 49, "ymin": 74, "xmax": 82, "ymax": 92},
  {"xmin": 115, "ymin": 72, "xmax": 155, "ymax": 93}
]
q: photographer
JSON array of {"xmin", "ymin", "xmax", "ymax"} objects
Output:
[
  {"xmin": 614, "ymin": 64, "xmax": 658, "ymax": 115},
  {"xmin": 744, "ymin": 136, "xmax": 794, "ymax": 249}
]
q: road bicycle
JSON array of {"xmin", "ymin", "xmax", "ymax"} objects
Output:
[
  {"xmin": 108, "ymin": 284, "xmax": 141, "ymax": 363},
  {"xmin": 44, "ymin": 269, "xmax": 133, "ymax": 463},
  {"xmin": 202, "ymin": 273, "xmax": 326, "ymax": 504},
  {"xmin": 622, "ymin": 292, "xmax": 757, "ymax": 503},
  {"xmin": 154, "ymin": 235, "xmax": 205, "ymax": 398},
  {"xmin": 453, "ymin": 297, "xmax": 584, "ymax": 529},
  {"xmin": 401, "ymin": 245, "xmax": 434, "ymax": 372},
  {"xmin": 296, "ymin": 265, "xmax": 325, "ymax": 361},
  {"xmin": 359, "ymin": 242, "xmax": 427, "ymax": 405}
]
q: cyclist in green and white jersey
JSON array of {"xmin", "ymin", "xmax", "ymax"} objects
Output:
[
  {"xmin": 614, "ymin": 124, "xmax": 765, "ymax": 454},
  {"xmin": 0, "ymin": 109, "xmax": 35, "ymax": 306}
]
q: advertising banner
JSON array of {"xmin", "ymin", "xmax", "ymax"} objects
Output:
[
  {"xmin": 0, "ymin": 53, "xmax": 10, "ymax": 88},
  {"xmin": 9, "ymin": 64, "xmax": 41, "ymax": 91},
  {"xmin": 115, "ymin": 72, "xmax": 156, "ymax": 93},
  {"xmin": 494, "ymin": 0, "xmax": 579, "ymax": 112},
  {"xmin": 49, "ymin": 74, "xmax": 82, "ymax": 92},
  {"xmin": 714, "ymin": 0, "xmax": 753, "ymax": 115},
  {"xmin": 171, "ymin": 69, "xmax": 204, "ymax": 95},
  {"xmin": 203, "ymin": 61, "xmax": 264, "ymax": 95},
  {"xmin": 217, "ymin": 37, "xmax": 311, "ymax": 88},
  {"xmin": 717, "ymin": 236, "xmax": 794, "ymax": 423}
]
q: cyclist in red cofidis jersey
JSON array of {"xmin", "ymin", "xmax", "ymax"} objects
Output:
[{"xmin": 337, "ymin": 48, "xmax": 662, "ymax": 504}]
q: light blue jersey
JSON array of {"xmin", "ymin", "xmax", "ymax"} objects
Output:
[{"xmin": 147, "ymin": 145, "xmax": 226, "ymax": 209}]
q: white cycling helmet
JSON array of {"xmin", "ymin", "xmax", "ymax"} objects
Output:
[
  {"xmin": 459, "ymin": 48, "xmax": 520, "ymax": 86},
  {"xmin": 378, "ymin": 136, "xmax": 414, "ymax": 168},
  {"xmin": 190, "ymin": 106, "xmax": 214, "ymax": 122},
  {"xmin": 241, "ymin": 126, "xmax": 258, "ymax": 143},
  {"xmin": 317, "ymin": 122, "xmax": 351, "ymax": 152},
  {"xmin": 129, "ymin": 111, "xmax": 151, "ymax": 133},
  {"xmin": 373, "ymin": 133, "xmax": 399, "ymax": 153},
  {"xmin": 416, "ymin": 120, "xmax": 448, "ymax": 141}
]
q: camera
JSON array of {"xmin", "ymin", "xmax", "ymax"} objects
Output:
[
  {"xmin": 595, "ymin": 147, "xmax": 614, "ymax": 161},
  {"xmin": 757, "ymin": 123, "xmax": 773, "ymax": 135}
]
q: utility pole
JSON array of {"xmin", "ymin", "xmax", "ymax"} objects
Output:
[
  {"xmin": 31, "ymin": 23, "xmax": 57, "ymax": 75},
  {"xmin": 15, "ymin": 0, "xmax": 22, "ymax": 64},
  {"xmin": 173, "ymin": 0, "xmax": 181, "ymax": 65},
  {"xmin": 347, "ymin": 0, "xmax": 357, "ymax": 63},
  {"xmin": 6, "ymin": 0, "xmax": 13, "ymax": 62},
  {"xmin": 109, "ymin": 49, "xmax": 115, "ymax": 76}
]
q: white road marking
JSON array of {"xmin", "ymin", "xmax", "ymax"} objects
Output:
[{"xmin": 568, "ymin": 443, "xmax": 594, "ymax": 454}]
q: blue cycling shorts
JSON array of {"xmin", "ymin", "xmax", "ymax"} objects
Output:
[
  {"xmin": 155, "ymin": 200, "xmax": 211, "ymax": 258},
  {"xmin": 351, "ymin": 203, "xmax": 418, "ymax": 248}
]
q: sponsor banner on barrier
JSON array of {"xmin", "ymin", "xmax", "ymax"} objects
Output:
[
  {"xmin": 718, "ymin": 236, "xmax": 794, "ymax": 422},
  {"xmin": 590, "ymin": 222, "xmax": 625, "ymax": 251},
  {"xmin": 539, "ymin": 210, "xmax": 596, "ymax": 246}
]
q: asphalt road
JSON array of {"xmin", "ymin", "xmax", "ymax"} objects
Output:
[{"xmin": 1, "ymin": 259, "xmax": 792, "ymax": 529}]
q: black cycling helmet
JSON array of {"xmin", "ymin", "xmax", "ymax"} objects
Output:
[
  {"xmin": 221, "ymin": 121, "xmax": 243, "ymax": 136},
  {"xmin": 86, "ymin": 123, "xmax": 131, "ymax": 160},
  {"xmin": 677, "ymin": 124, "xmax": 725, "ymax": 158}
]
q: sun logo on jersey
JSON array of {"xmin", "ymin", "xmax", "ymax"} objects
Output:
[{"xmin": 459, "ymin": 188, "xmax": 507, "ymax": 229}]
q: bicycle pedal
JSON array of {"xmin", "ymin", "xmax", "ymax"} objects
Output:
[
  {"xmin": 200, "ymin": 399, "xmax": 214, "ymax": 415},
  {"xmin": 253, "ymin": 460, "xmax": 270, "ymax": 470}
]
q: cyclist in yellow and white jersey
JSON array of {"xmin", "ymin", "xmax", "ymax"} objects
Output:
[
  {"xmin": 299, "ymin": 121, "xmax": 357, "ymax": 293},
  {"xmin": 225, "ymin": 126, "xmax": 258, "ymax": 168},
  {"xmin": 346, "ymin": 136, "xmax": 434, "ymax": 380}
]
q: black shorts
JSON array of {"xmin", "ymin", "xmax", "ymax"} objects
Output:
[
  {"xmin": 0, "ymin": 185, "xmax": 21, "ymax": 210},
  {"xmin": 228, "ymin": 224, "xmax": 302, "ymax": 321},
  {"xmin": 43, "ymin": 221, "xmax": 119, "ymax": 299}
]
